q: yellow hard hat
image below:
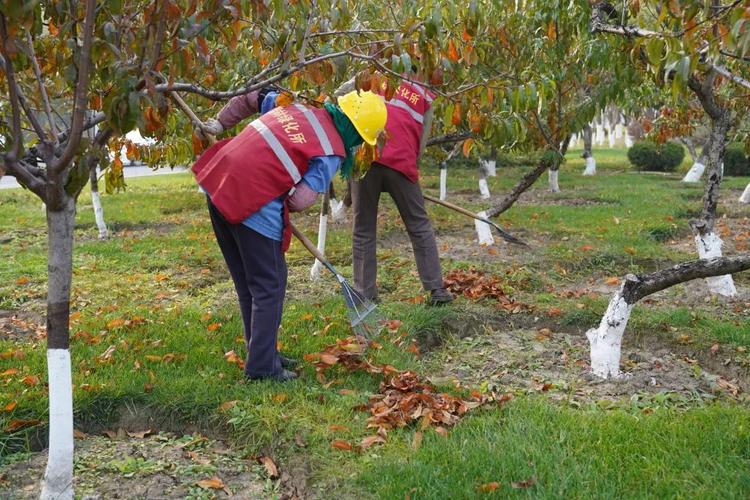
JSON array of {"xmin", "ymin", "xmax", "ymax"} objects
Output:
[{"xmin": 337, "ymin": 90, "xmax": 387, "ymax": 146}]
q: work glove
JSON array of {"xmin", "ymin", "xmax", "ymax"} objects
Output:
[{"xmin": 194, "ymin": 118, "xmax": 223, "ymax": 141}]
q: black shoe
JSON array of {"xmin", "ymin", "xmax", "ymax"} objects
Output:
[
  {"xmin": 279, "ymin": 354, "xmax": 299, "ymax": 369},
  {"xmin": 248, "ymin": 369, "xmax": 298, "ymax": 382},
  {"xmin": 430, "ymin": 288, "xmax": 454, "ymax": 306}
]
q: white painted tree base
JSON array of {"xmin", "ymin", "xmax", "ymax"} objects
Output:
[
  {"xmin": 330, "ymin": 198, "xmax": 346, "ymax": 222},
  {"xmin": 310, "ymin": 215, "xmax": 328, "ymax": 281},
  {"xmin": 582, "ymin": 157, "xmax": 596, "ymax": 176},
  {"xmin": 91, "ymin": 191, "xmax": 109, "ymax": 239},
  {"xmin": 478, "ymin": 178, "xmax": 491, "ymax": 199},
  {"xmin": 695, "ymin": 232, "xmax": 737, "ymax": 297},
  {"xmin": 624, "ymin": 134, "xmax": 634, "ymax": 148},
  {"xmin": 439, "ymin": 168, "xmax": 447, "ymax": 201},
  {"xmin": 481, "ymin": 159, "xmax": 497, "ymax": 177},
  {"xmin": 40, "ymin": 349, "xmax": 74, "ymax": 500},
  {"xmin": 682, "ymin": 162, "xmax": 705, "ymax": 183},
  {"xmin": 607, "ymin": 128, "xmax": 616, "ymax": 148},
  {"xmin": 739, "ymin": 183, "xmax": 750, "ymax": 204},
  {"xmin": 586, "ymin": 291, "xmax": 633, "ymax": 379},
  {"xmin": 474, "ymin": 210, "xmax": 495, "ymax": 246},
  {"xmin": 548, "ymin": 169, "xmax": 560, "ymax": 192}
]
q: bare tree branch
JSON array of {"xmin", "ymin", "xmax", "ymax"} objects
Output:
[
  {"xmin": 52, "ymin": 0, "xmax": 97, "ymax": 174},
  {"xmin": 426, "ymin": 132, "xmax": 473, "ymax": 147},
  {"xmin": 25, "ymin": 29, "xmax": 58, "ymax": 139},
  {"xmin": 0, "ymin": 14, "xmax": 24, "ymax": 163}
]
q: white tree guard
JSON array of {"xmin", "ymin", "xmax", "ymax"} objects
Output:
[
  {"xmin": 310, "ymin": 214, "xmax": 328, "ymax": 281},
  {"xmin": 474, "ymin": 210, "xmax": 495, "ymax": 246},
  {"xmin": 586, "ymin": 291, "xmax": 633, "ymax": 379},
  {"xmin": 439, "ymin": 168, "xmax": 447, "ymax": 201},
  {"xmin": 583, "ymin": 157, "xmax": 596, "ymax": 176},
  {"xmin": 91, "ymin": 191, "xmax": 109, "ymax": 239},
  {"xmin": 478, "ymin": 178, "xmax": 491, "ymax": 199},
  {"xmin": 695, "ymin": 232, "xmax": 737, "ymax": 297},
  {"xmin": 548, "ymin": 169, "xmax": 560, "ymax": 192},
  {"xmin": 624, "ymin": 133, "xmax": 634, "ymax": 148},
  {"xmin": 330, "ymin": 198, "xmax": 346, "ymax": 222},
  {"xmin": 40, "ymin": 349, "xmax": 74, "ymax": 500},
  {"xmin": 682, "ymin": 162, "xmax": 705, "ymax": 183},
  {"xmin": 739, "ymin": 183, "xmax": 750, "ymax": 204}
]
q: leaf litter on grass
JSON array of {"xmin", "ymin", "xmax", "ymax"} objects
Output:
[
  {"xmin": 305, "ymin": 335, "xmax": 507, "ymax": 451},
  {"xmin": 443, "ymin": 268, "xmax": 532, "ymax": 313}
]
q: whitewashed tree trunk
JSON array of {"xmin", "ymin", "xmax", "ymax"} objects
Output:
[
  {"xmin": 595, "ymin": 123, "xmax": 605, "ymax": 145},
  {"xmin": 439, "ymin": 163, "xmax": 447, "ymax": 201},
  {"xmin": 41, "ymin": 197, "xmax": 76, "ymax": 500},
  {"xmin": 89, "ymin": 168, "xmax": 108, "ymax": 239},
  {"xmin": 694, "ymin": 232, "xmax": 736, "ymax": 296},
  {"xmin": 40, "ymin": 349, "xmax": 74, "ymax": 500},
  {"xmin": 739, "ymin": 183, "xmax": 750, "ymax": 204},
  {"xmin": 586, "ymin": 290, "xmax": 633, "ymax": 379},
  {"xmin": 624, "ymin": 132, "xmax": 634, "ymax": 148},
  {"xmin": 614, "ymin": 123, "xmax": 624, "ymax": 139},
  {"xmin": 478, "ymin": 160, "xmax": 491, "ymax": 200},
  {"xmin": 607, "ymin": 127, "xmax": 616, "ymax": 148},
  {"xmin": 682, "ymin": 162, "xmax": 706, "ymax": 183},
  {"xmin": 311, "ymin": 193, "xmax": 330, "ymax": 280},
  {"xmin": 330, "ymin": 198, "xmax": 346, "ymax": 222},
  {"xmin": 548, "ymin": 169, "xmax": 560, "ymax": 192},
  {"xmin": 474, "ymin": 210, "xmax": 495, "ymax": 246},
  {"xmin": 581, "ymin": 124, "xmax": 595, "ymax": 176}
]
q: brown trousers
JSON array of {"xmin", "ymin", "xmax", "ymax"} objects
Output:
[{"xmin": 351, "ymin": 163, "xmax": 444, "ymax": 299}]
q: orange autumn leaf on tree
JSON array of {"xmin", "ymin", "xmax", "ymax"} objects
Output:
[
  {"xmin": 462, "ymin": 138, "xmax": 474, "ymax": 157},
  {"xmin": 447, "ymin": 39, "xmax": 460, "ymax": 62},
  {"xmin": 192, "ymin": 131, "xmax": 205, "ymax": 156},
  {"xmin": 451, "ymin": 103, "xmax": 462, "ymax": 126}
]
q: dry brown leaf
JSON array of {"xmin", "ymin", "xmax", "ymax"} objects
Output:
[
  {"xmin": 4, "ymin": 401, "xmax": 17, "ymax": 412},
  {"xmin": 127, "ymin": 429, "xmax": 152, "ymax": 439},
  {"xmin": 605, "ymin": 277, "xmax": 620, "ymax": 285},
  {"xmin": 4, "ymin": 419, "xmax": 41, "ymax": 432},
  {"xmin": 196, "ymin": 476, "xmax": 225, "ymax": 490},
  {"xmin": 259, "ymin": 456, "xmax": 279, "ymax": 478},
  {"xmin": 360, "ymin": 434, "xmax": 386, "ymax": 449},
  {"xmin": 331, "ymin": 439, "xmax": 353, "ymax": 451},
  {"xmin": 73, "ymin": 429, "xmax": 87, "ymax": 439},
  {"xmin": 20, "ymin": 375, "xmax": 40, "ymax": 386}
]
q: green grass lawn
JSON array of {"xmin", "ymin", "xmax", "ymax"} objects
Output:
[{"xmin": 1, "ymin": 148, "xmax": 749, "ymax": 498}]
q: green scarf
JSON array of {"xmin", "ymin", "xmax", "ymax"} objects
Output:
[{"xmin": 324, "ymin": 103, "xmax": 363, "ymax": 179}]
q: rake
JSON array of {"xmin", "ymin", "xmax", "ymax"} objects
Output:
[
  {"xmin": 291, "ymin": 223, "xmax": 379, "ymax": 338},
  {"xmin": 422, "ymin": 193, "xmax": 529, "ymax": 247}
]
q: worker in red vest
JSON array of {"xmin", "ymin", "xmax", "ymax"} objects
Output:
[
  {"xmin": 193, "ymin": 89, "xmax": 387, "ymax": 382},
  {"xmin": 336, "ymin": 75, "xmax": 453, "ymax": 305}
]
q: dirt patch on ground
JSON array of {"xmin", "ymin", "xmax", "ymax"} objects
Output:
[
  {"xmin": 0, "ymin": 310, "xmax": 46, "ymax": 341},
  {"xmin": 426, "ymin": 315, "xmax": 748, "ymax": 407},
  {"xmin": 0, "ymin": 432, "xmax": 269, "ymax": 499}
]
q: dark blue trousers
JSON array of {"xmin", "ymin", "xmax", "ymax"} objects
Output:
[{"xmin": 207, "ymin": 199, "xmax": 286, "ymax": 378}]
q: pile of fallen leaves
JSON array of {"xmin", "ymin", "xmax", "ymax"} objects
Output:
[
  {"xmin": 305, "ymin": 336, "xmax": 505, "ymax": 451},
  {"xmin": 443, "ymin": 268, "xmax": 531, "ymax": 313}
]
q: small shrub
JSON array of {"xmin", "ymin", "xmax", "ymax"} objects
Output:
[
  {"xmin": 627, "ymin": 141, "xmax": 685, "ymax": 172},
  {"xmin": 723, "ymin": 143, "xmax": 750, "ymax": 176}
]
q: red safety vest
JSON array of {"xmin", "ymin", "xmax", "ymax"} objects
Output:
[
  {"xmin": 192, "ymin": 104, "xmax": 345, "ymax": 251},
  {"xmin": 376, "ymin": 80, "xmax": 435, "ymax": 183}
]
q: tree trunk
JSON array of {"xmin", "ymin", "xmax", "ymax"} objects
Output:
[
  {"xmin": 582, "ymin": 124, "xmax": 596, "ymax": 176},
  {"xmin": 474, "ymin": 210, "xmax": 495, "ymax": 246},
  {"xmin": 439, "ymin": 161, "xmax": 448, "ymax": 201},
  {"xmin": 587, "ymin": 254, "xmax": 750, "ymax": 379},
  {"xmin": 739, "ymin": 182, "xmax": 750, "ymax": 204},
  {"xmin": 89, "ymin": 167, "xmax": 108, "ymax": 239},
  {"xmin": 328, "ymin": 182, "xmax": 346, "ymax": 222},
  {"xmin": 689, "ymin": 109, "xmax": 735, "ymax": 296},
  {"xmin": 548, "ymin": 168, "xmax": 560, "ymax": 192},
  {"xmin": 310, "ymin": 190, "xmax": 330, "ymax": 281},
  {"xmin": 682, "ymin": 139, "xmax": 708, "ymax": 183},
  {"xmin": 478, "ymin": 160, "xmax": 491, "ymax": 199},
  {"xmin": 41, "ymin": 195, "xmax": 76, "ymax": 500},
  {"xmin": 485, "ymin": 161, "xmax": 547, "ymax": 218}
]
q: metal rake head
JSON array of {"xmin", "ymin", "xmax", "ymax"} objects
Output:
[{"xmin": 339, "ymin": 279, "xmax": 380, "ymax": 338}]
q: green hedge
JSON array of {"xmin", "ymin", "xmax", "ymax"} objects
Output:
[
  {"xmin": 627, "ymin": 141, "xmax": 685, "ymax": 172},
  {"xmin": 724, "ymin": 143, "xmax": 750, "ymax": 176}
]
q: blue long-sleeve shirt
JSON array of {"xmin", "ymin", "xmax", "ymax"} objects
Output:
[{"xmin": 239, "ymin": 92, "xmax": 342, "ymax": 240}]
